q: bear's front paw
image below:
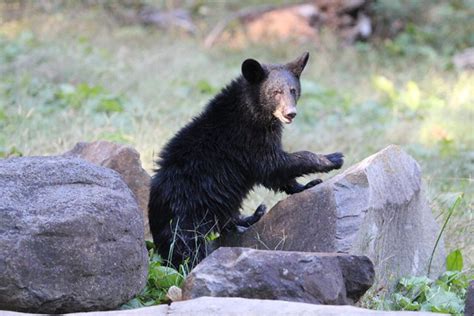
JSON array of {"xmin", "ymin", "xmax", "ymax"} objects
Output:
[
  {"xmin": 325, "ymin": 152, "xmax": 344, "ymax": 169},
  {"xmin": 304, "ymin": 178, "xmax": 323, "ymax": 190}
]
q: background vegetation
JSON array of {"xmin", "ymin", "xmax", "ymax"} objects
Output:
[{"xmin": 1, "ymin": 0, "xmax": 472, "ymax": 311}]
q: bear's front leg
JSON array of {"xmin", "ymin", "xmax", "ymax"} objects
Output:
[
  {"xmin": 260, "ymin": 151, "xmax": 343, "ymax": 194},
  {"xmin": 287, "ymin": 151, "xmax": 344, "ymax": 176}
]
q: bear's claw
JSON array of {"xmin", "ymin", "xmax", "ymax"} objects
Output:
[{"xmin": 325, "ymin": 152, "xmax": 344, "ymax": 169}]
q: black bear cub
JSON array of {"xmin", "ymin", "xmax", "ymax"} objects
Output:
[{"xmin": 149, "ymin": 52, "xmax": 344, "ymax": 268}]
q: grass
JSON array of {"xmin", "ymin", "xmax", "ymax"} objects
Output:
[{"xmin": 1, "ymin": 1, "xmax": 472, "ymax": 273}]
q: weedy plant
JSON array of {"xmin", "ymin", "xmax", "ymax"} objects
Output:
[
  {"xmin": 363, "ymin": 249, "xmax": 472, "ymax": 314},
  {"xmin": 121, "ymin": 241, "xmax": 188, "ymax": 309},
  {"xmin": 121, "ymin": 222, "xmax": 224, "ymax": 309},
  {"xmin": 387, "ymin": 249, "xmax": 471, "ymax": 314},
  {"xmin": 362, "ymin": 193, "xmax": 472, "ymax": 314}
]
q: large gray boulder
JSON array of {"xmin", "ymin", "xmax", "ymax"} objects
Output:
[
  {"xmin": 221, "ymin": 145, "xmax": 445, "ymax": 289},
  {"xmin": 0, "ymin": 156, "xmax": 148, "ymax": 313},
  {"xmin": 64, "ymin": 141, "xmax": 152, "ymax": 240},
  {"xmin": 182, "ymin": 247, "xmax": 374, "ymax": 305}
]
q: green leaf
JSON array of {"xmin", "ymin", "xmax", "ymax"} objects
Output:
[
  {"xmin": 95, "ymin": 97, "xmax": 124, "ymax": 113},
  {"xmin": 0, "ymin": 108, "xmax": 7, "ymax": 121},
  {"xmin": 0, "ymin": 146, "xmax": 23, "ymax": 158},
  {"xmin": 152, "ymin": 266, "xmax": 183, "ymax": 288},
  {"xmin": 120, "ymin": 298, "xmax": 145, "ymax": 310},
  {"xmin": 424, "ymin": 286, "xmax": 464, "ymax": 314},
  {"xmin": 393, "ymin": 293, "xmax": 420, "ymax": 311},
  {"xmin": 145, "ymin": 240, "xmax": 156, "ymax": 251},
  {"xmin": 205, "ymin": 231, "xmax": 220, "ymax": 242},
  {"xmin": 397, "ymin": 276, "xmax": 432, "ymax": 301},
  {"xmin": 77, "ymin": 83, "xmax": 103, "ymax": 97},
  {"xmin": 446, "ymin": 249, "xmax": 463, "ymax": 272},
  {"xmin": 196, "ymin": 80, "xmax": 216, "ymax": 94},
  {"xmin": 373, "ymin": 75, "xmax": 397, "ymax": 100}
]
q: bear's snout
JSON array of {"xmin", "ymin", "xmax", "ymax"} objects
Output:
[
  {"xmin": 283, "ymin": 107, "xmax": 297, "ymax": 123},
  {"xmin": 284, "ymin": 112, "xmax": 297, "ymax": 120}
]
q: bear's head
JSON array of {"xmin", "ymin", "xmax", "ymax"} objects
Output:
[{"xmin": 241, "ymin": 52, "xmax": 309, "ymax": 124}]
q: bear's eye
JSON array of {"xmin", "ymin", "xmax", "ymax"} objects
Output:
[
  {"xmin": 290, "ymin": 88, "xmax": 296, "ymax": 96},
  {"xmin": 273, "ymin": 89, "xmax": 283, "ymax": 95}
]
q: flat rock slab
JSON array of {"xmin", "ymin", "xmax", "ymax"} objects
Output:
[
  {"xmin": 0, "ymin": 297, "xmax": 443, "ymax": 316},
  {"xmin": 182, "ymin": 247, "xmax": 374, "ymax": 305},
  {"xmin": 221, "ymin": 145, "xmax": 445, "ymax": 289},
  {"xmin": 64, "ymin": 141, "xmax": 151, "ymax": 239},
  {"xmin": 0, "ymin": 156, "xmax": 148, "ymax": 313}
]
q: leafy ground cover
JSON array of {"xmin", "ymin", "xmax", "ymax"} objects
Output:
[{"xmin": 121, "ymin": 241, "xmax": 187, "ymax": 308}]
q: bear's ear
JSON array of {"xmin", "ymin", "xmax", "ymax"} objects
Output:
[
  {"xmin": 242, "ymin": 58, "xmax": 266, "ymax": 84},
  {"xmin": 286, "ymin": 52, "xmax": 310, "ymax": 78}
]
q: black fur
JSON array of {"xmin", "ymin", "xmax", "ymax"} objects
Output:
[{"xmin": 149, "ymin": 53, "xmax": 343, "ymax": 268}]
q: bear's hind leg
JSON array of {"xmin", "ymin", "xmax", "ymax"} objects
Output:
[
  {"xmin": 234, "ymin": 204, "xmax": 267, "ymax": 228},
  {"xmin": 282, "ymin": 178, "xmax": 322, "ymax": 194},
  {"xmin": 167, "ymin": 227, "xmax": 208, "ymax": 269}
]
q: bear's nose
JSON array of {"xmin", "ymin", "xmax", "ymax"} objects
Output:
[{"xmin": 285, "ymin": 112, "xmax": 297, "ymax": 120}]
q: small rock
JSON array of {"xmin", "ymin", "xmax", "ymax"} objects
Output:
[
  {"xmin": 220, "ymin": 145, "xmax": 445, "ymax": 290},
  {"xmin": 167, "ymin": 285, "xmax": 183, "ymax": 302},
  {"xmin": 64, "ymin": 141, "xmax": 151, "ymax": 239},
  {"xmin": 0, "ymin": 156, "xmax": 148, "ymax": 313},
  {"xmin": 182, "ymin": 247, "xmax": 374, "ymax": 305}
]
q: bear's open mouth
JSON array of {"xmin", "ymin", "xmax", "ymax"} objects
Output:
[
  {"xmin": 283, "ymin": 113, "xmax": 297, "ymax": 124},
  {"xmin": 273, "ymin": 111, "xmax": 293, "ymax": 124},
  {"xmin": 282, "ymin": 116, "xmax": 293, "ymax": 124}
]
